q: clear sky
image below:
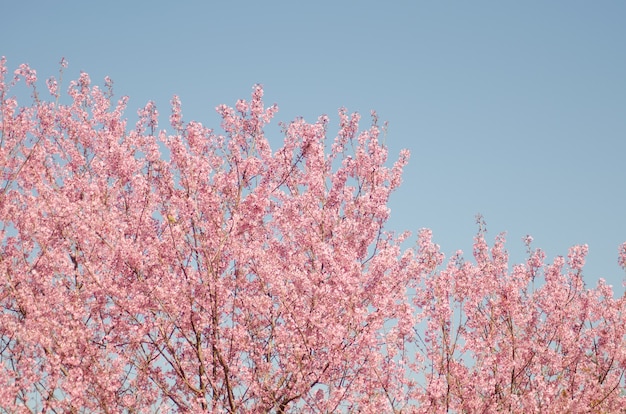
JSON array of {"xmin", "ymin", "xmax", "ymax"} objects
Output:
[{"xmin": 2, "ymin": 1, "xmax": 625, "ymax": 294}]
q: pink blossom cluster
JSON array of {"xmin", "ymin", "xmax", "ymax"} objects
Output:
[{"xmin": 1, "ymin": 59, "xmax": 625, "ymax": 412}]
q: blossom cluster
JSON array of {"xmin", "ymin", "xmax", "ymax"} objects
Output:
[{"xmin": 1, "ymin": 59, "xmax": 624, "ymax": 412}]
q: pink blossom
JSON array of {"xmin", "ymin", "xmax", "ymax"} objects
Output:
[{"xmin": 0, "ymin": 60, "xmax": 624, "ymax": 412}]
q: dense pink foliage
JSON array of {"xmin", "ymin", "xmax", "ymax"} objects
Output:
[{"xmin": 1, "ymin": 59, "xmax": 625, "ymax": 412}]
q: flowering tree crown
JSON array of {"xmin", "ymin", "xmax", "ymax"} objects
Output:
[{"xmin": 1, "ymin": 58, "xmax": 625, "ymax": 412}]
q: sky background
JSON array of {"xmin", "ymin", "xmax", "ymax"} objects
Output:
[{"xmin": 2, "ymin": 1, "xmax": 625, "ymax": 294}]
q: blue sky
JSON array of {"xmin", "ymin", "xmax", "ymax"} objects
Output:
[{"xmin": 2, "ymin": 1, "xmax": 625, "ymax": 293}]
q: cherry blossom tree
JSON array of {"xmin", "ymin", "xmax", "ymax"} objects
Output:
[
  {"xmin": 1, "ymin": 58, "xmax": 624, "ymax": 412},
  {"xmin": 405, "ymin": 220, "xmax": 626, "ymax": 412}
]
